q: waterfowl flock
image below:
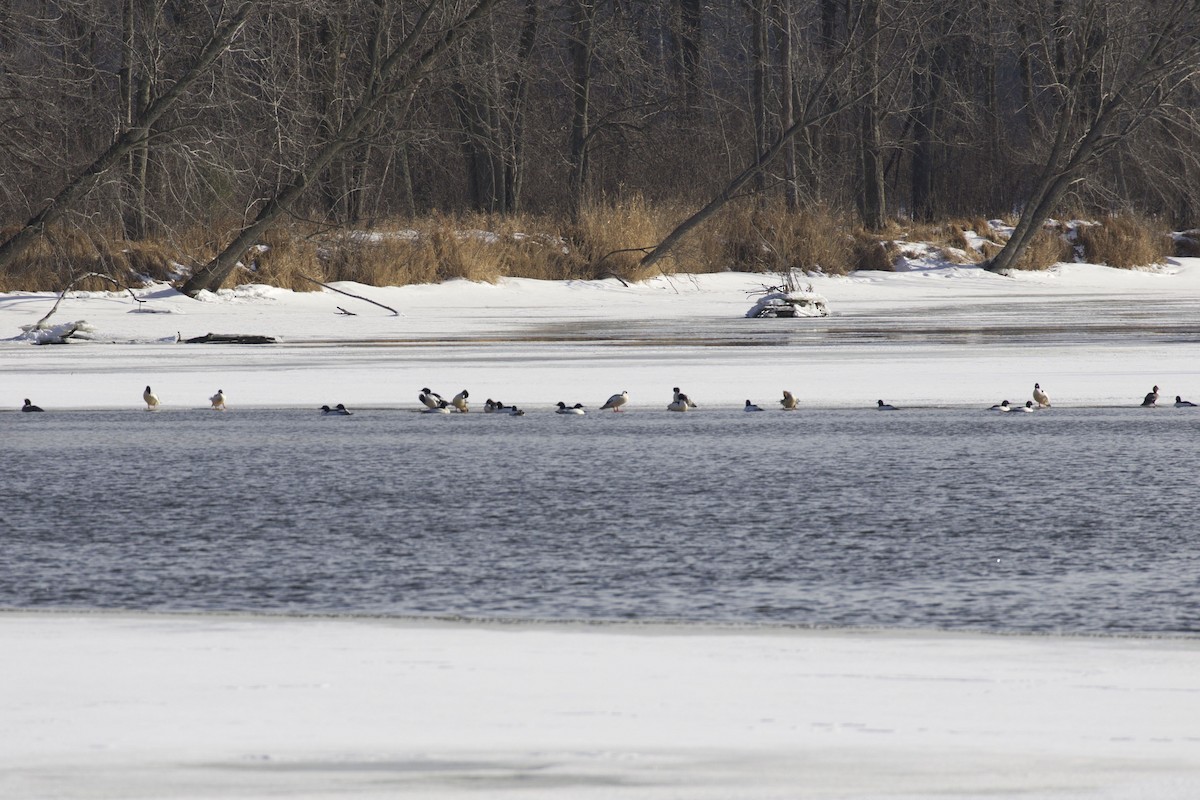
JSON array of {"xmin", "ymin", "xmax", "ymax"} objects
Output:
[{"xmin": 12, "ymin": 382, "xmax": 1196, "ymax": 415}]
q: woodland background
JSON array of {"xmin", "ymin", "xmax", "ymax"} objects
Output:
[{"xmin": 0, "ymin": 0, "xmax": 1197, "ymax": 292}]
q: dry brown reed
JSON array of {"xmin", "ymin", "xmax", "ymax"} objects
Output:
[
  {"xmin": 852, "ymin": 233, "xmax": 897, "ymax": 271},
  {"xmin": 242, "ymin": 227, "xmax": 325, "ymax": 291},
  {"xmin": 0, "ymin": 225, "xmax": 176, "ymax": 292},
  {"xmin": 566, "ymin": 196, "xmax": 677, "ymax": 282},
  {"xmin": 1, "ymin": 207, "xmax": 1182, "ymax": 293},
  {"xmin": 1076, "ymin": 215, "xmax": 1171, "ymax": 268},
  {"xmin": 1012, "ymin": 226, "xmax": 1074, "ymax": 270},
  {"xmin": 715, "ymin": 203, "xmax": 864, "ymax": 275}
]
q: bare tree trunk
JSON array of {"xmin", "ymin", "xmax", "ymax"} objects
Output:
[
  {"xmin": 774, "ymin": 1, "xmax": 797, "ymax": 210},
  {"xmin": 568, "ymin": 0, "xmax": 596, "ymax": 220},
  {"xmin": 505, "ymin": 0, "xmax": 538, "ymax": 214},
  {"xmin": 0, "ymin": 1, "xmax": 256, "ymax": 273},
  {"xmin": 910, "ymin": 5, "xmax": 953, "ymax": 223},
  {"xmin": 747, "ymin": 0, "xmax": 769, "ymax": 198},
  {"xmin": 856, "ymin": 0, "xmax": 885, "ymax": 231}
]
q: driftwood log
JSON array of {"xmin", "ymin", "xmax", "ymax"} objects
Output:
[{"xmin": 183, "ymin": 332, "xmax": 277, "ymax": 344}]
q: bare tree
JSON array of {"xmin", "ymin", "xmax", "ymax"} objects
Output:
[
  {"xmin": 988, "ymin": 0, "xmax": 1200, "ymax": 273},
  {"xmin": 567, "ymin": 0, "xmax": 598, "ymax": 218},
  {"xmin": 856, "ymin": 0, "xmax": 886, "ymax": 230},
  {"xmin": 639, "ymin": 0, "xmax": 919, "ymax": 271},
  {"xmin": 180, "ymin": 0, "xmax": 498, "ymax": 297},
  {"xmin": 0, "ymin": 1, "xmax": 257, "ymax": 273}
]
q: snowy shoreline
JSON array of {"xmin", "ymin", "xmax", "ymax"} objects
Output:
[
  {"xmin": 3, "ymin": 610, "xmax": 1199, "ymax": 799},
  {"xmin": 4, "ymin": 258, "xmax": 1200, "ymax": 412}
]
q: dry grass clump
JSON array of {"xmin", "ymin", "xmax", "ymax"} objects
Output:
[
  {"xmin": 1012, "ymin": 227, "xmax": 1073, "ymax": 270},
  {"xmin": 1076, "ymin": 215, "xmax": 1171, "ymax": 268},
  {"xmin": 0, "ymin": 225, "xmax": 176, "ymax": 292},
  {"xmin": 897, "ymin": 218, "xmax": 999, "ymax": 264},
  {"xmin": 320, "ymin": 213, "xmax": 576, "ymax": 286},
  {"xmin": 242, "ymin": 227, "xmax": 325, "ymax": 291},
  {"xmin": 717, "ymin": 203, "xmax": 862, "ymax": 274},
  {"xmin": 852, "ymin": 233, "xmax": 898, "ymax": 271},
  {"xmin": 566, "ymin": 196, "xmax": 675, "ymax": 282},
  {"xmin": 980, "ymin": 240, "xmax": 1004, "ymax": 261}
]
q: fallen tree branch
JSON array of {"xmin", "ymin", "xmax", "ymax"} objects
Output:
[
  {"xmin": 36, "ymin": 272, "xmax": 143, "ymax": 329},
  {"xmin": 300, "ymin": 274, "xmax": 400, "ymax": 316}
]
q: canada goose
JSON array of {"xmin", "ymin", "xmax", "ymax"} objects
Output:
[
  {"xmin": 876, "ymin": 400, "xmax": 897, "ymax": 410},
  {"xmin": 744, "ymin": 400, "xmax": 764, "ymax": 412},
  {"xmin": 452, "ymin": 389, "xmax": 469, "ymax": 412},
  {"xmin": 1033, "ymin": 383, "xmax": 1050, "ymax": 407},
  {"xmin": 1175, "ymin": 395, "xmax": 1197, "ymax": 408},
  {"xmin": 990, "ymin": 400, "xmax": 1011, "ymax": 412},
  {"xmin": 143, "ymin": 385, "xmax": 160, "ymax": 410},
  {"xmin": 780, "ymin": 390, "xmax": 798, "ymax": 410},
  {"xmin": 210, "ymin": 389, "xmax": 226, "ymax": 410},
  {"xmin": 21, "ymin": 398, "xmax": 43, "ymax": 412},
  {"xmin": 556, "ymin": 401, "xmax": 586, "ymax": 415},
  {"xmin": 1142, "ymin": 385, "xmax": 1160, "ymax": 407},
  {"xmin": 601, "ymin": 391, "xmax": 628, "ymax": 412}
]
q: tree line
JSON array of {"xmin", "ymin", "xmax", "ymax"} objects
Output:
[{"xmin": 0, "ymin": 0, "xmax": 1197, "ymax": 293}]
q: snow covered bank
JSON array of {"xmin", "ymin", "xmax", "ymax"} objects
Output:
[
  {"xmin": 3, "ymin": 259, "xmax": 1200, "ymax": 410},
  {"xmin": 1, "ymin": 612, "xmax": 1197, "ymax": 800}
]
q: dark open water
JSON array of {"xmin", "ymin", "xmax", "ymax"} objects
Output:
[{"xmin": 2, "ymin": 407, "xmax": 1197, "ymax": 634}]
